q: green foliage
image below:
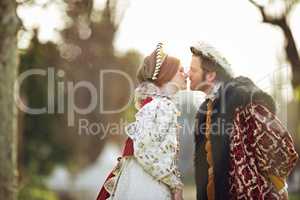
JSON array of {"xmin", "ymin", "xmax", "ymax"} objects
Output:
[
  {"xmin": 289, "ymin": 194, "xmax": 300, "ymax": 200},
  {"xmin": 294, "ymin": 86, "xmax": 300, "ymax": 144},
  {"xmin": 123, "ymin": 102, "xmax": 137, "ymax": 123},
  {"xmin": 17, "ymin": 0, "xmax": 141, "ymax": 198},
  {"xmin": 19, "ymin": 35, "xmax": 70, "ymax": 176},
  {"xmin": 18, "ymin": 176, "xmax": 58, "ymax": 200},
  {"xmin": 295, "ymin": 85, "xmax": 300, "ymax": 102}
]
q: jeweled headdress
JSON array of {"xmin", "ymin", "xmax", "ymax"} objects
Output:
[{"xmin": 152, "ymin": 42, "xmax": 167, "ymax": 80}]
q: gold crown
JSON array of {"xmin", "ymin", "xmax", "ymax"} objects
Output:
[{"xmin": 152, "ymin": 42, "xmax": 167, "ymax": 80}]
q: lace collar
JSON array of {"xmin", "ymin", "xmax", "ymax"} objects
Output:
[
  {"xmin": 206, "ymin": 82, "xmax": 222, "ymax": 102},
  {"xmin": 135, "ymin": 82, "xmax": 178, "ymax": 98},
  {"xmin": 134, "ymin": 82, "xmax": 178, "ymax": 109}
]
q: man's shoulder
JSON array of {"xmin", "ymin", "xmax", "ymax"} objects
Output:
[
  {"xmin": 222, "ymin": 76, "xmax": 276, "ymax": 113},
  {"xmin": 220, "ymin": 76, "xmax": 254, "ymax": 102},
  {"xmin": 224, "ymin": 76, "xmax": 254, "ymax": 91}
]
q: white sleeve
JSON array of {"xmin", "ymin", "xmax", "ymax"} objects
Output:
[{"xmin": 126, "ymin": 98, "xmax": 183, "ymax": 189}]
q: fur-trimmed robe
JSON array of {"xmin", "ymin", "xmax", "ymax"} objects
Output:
[{"xmin": 194, "ymin": 76, "xmax": 298, "ymax": 200}]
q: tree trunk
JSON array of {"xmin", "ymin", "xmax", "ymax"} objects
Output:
[
  {"xmin": 0, "ymin": 0, "xmax": 20, "ymax": 199},
  {"xmin": 248, "ymin": 0, "xmax": 300, "ymax": 89}
]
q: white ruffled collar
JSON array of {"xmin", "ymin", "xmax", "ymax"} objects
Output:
[
  {"xmin": 134, "ymin": 82, "xmax": 179, "ymax": 109},
  {"xmin": 135, "ymin": 81, "xmax": 178, "ymax": 98},
  {"xmin": 206, "ymin": 82, "xmax": 222, "ymax": 101}
]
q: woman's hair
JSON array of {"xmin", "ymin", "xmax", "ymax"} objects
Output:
[{"xmin": 137, "ymin": 50, "xmax": 180, "ymax": 87}]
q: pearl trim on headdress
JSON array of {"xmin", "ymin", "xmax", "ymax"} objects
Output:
[
  {"xmin": 152, "ymin": 42, "xmax": 167, "ymax": 80},
  {"xmin": 191, "ymin": 41, "xmax": 232, "ymax": 75}
]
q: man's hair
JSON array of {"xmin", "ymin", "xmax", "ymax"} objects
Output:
[{"xmin": 195, "ymin": 54, "xmax": 232, "ymax": 82}]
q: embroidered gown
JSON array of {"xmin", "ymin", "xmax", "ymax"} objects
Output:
[{"xmin": 96, "ymin": 82, "xmax": 183, "ymax": 200}]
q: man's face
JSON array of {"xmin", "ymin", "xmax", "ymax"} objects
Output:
[{"xmin": 189, "ymin": 55, "xmax": 205, "ymax": 91}]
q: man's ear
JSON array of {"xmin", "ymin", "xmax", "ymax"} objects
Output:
[{"xmin": 206, "ymin": 71, "xmax": 216, "ymax": 83}]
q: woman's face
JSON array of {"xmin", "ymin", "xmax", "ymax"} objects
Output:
[{"xmin": 170, "ymin": 64, "xmax": 188, "ymax": 90}]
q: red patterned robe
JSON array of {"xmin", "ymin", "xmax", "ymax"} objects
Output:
[
  {"xmin": 229, "ymin": 103, "xmax": 298, "ymax": 199},
  {"xmin": 194, "ymin": 76, "xmax": 298, "ymax": 200}
]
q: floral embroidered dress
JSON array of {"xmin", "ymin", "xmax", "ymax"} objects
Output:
[{"xmin": 96, "ymin": 82, "xmax": 183, "ymax": 200}]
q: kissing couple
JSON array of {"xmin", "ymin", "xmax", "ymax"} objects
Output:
[{"xmin": 96, "ymin": 42, "xmax": 298, "ymax": 200}]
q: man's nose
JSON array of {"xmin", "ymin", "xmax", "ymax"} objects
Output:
[
  {"xmin": 184, "ymin": 72, "xmax": 189, "ymax": 79},
  {"xmin": 186, "ymin": 70, "xmax": 191, "ymax": 77}
]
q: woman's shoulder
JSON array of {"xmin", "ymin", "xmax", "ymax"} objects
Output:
[
  {"xmin": 138, "ymin": 96, "xmax": 178, "ymax": 115},
  {"xmin": 126, "ymin": 97, "xmax": 178, "ymax": 139}
]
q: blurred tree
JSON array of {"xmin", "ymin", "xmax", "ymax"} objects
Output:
[
  {"xmin": 0, "ymin": 0, "xmax": 20, "ymax": 199},
  {"xmin": 18, "ymin": 31, "xmax": 69, "ymax": 176},
  {"xmin": 57, "ymin": 0, "xmax": 141, "ymax": 172},
  {"xmin": 248, "ymin": 0, "xmax": 300, "ymax": 147},
  {"xmin": 16, "ymin": 1, "xmax": 141, "ymax": 198},
  {"xmin": 17, "ymin": 30, "xmax": 65, "ymax": 200},
  {"xmin": 249, "ymin": 0, "xmax": 300, "ymax": 90}
]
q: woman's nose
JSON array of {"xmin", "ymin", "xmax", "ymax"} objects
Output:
[
  {"xmin": 185, "ymin": 71, "xmax": 190, "ymax": 78},
  {"xmin": 184, "ymin": 72, "xmax": 188, "ymax": 78}
]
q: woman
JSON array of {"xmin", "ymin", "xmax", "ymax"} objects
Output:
[{"xmin": 96, "ymin": 43, "xmax": 187, "ymax": 200}]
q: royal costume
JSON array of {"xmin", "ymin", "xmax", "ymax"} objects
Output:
[
  {"xmin": 192, "ymin": 42, "xmax": 299, "ymax": 200},
  {"xmin": 96, "ymin": 43, "xmax": 183, "ymax": 200}
]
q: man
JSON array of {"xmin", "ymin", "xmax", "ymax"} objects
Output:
[{"xmin": 188, "ymin": 41, "xmax": 299, "ymax": 200}]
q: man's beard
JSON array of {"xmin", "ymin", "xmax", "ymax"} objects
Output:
[{"xmin": 193, "ymin": 72, "xmax": 211, "ymax": 92}]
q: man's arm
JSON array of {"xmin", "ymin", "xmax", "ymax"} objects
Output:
[{"xmin": 248, "ymin": 103, "xmax": 298, "ymax": 193}]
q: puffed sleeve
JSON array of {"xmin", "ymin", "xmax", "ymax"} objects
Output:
[
  {"xmin": 126, "ymin": 97, "xmax": 183, "ymax": 190},
  {"xmin": 247, "ymin": 103, "xmax": 298, "ymax": 180}
]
